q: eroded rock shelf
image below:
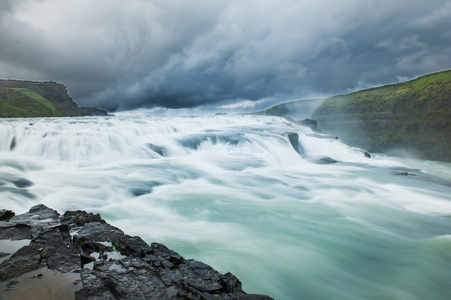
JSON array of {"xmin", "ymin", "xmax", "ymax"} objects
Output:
[{"xmin": 0, "ymin": 205, "xmax": 272, "ymax": 300}]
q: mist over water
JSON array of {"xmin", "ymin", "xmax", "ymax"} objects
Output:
[{"xmin": 1, "ymin": 115, "xmax": 450, "ymax": 300}]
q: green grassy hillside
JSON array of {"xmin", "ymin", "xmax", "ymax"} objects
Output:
[
  {"xmin": 0, "ymin": 87, "xmax": 62, "ymax": 117},
  {"xmin": 312, "ymin": 70, "xmax": 451, "ymax": 161},
  {"xmin": 0, "ymin": 80, "xmax": 108, "ymax": 118}
]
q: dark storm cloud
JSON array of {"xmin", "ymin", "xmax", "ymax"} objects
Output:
[{"xmin": 1, "ymin": 0, "xmax": 450, "ymax": 111}]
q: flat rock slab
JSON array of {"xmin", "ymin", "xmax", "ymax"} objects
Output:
[{"xmin": 0, "ymin": 204, "xmax": 272, "ymax": 300}]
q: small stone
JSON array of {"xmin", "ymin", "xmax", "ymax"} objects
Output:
[
  {"xmin": 0, "ymin": 209, "xmax": 15, "ymax": 221},
  {"xmin": 11, "ymin": 178, "xmax": 34, "ymax": 188},
  {"xmin": 316, "ymin": 156, "xmax": 338, "ymax": 164}
]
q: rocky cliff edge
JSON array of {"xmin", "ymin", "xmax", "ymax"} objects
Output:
[{"xmin": 0, "ymin": 205, "xmax": 271, "ymax": 300}]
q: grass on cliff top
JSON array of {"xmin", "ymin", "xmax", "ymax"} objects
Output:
[
  {"xmin": 311, "ymin": 70, "xmax": 451, "ymax": 161},
  {"xmin": 407, "ymin": 70, "xmax": 451, "ymax": 90},
  {"xmin": 0, "ymin": 87, "xmax": 61, "ymax": 118},
  {"xmin": 313, "ymin": 70, "xmax": 451, "ymax": 117}
]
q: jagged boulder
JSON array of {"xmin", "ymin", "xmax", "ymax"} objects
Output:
[
  {"xmin": 297, "ymin": 119, "xmax": 320, "ymax": 132},
  {"xmin": 287, "ymin": 132, "xmax": 306, "ymax": 157},
  {"xmin": 147, "ymin": 143, "xmax": 167, "ymax": 156}
]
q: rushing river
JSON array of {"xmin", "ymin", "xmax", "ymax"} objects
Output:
[{"xmin": 1, "ymin": 115, "xmax": 450, "ymax": 300}]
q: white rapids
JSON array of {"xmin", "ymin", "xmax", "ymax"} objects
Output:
[{"xmin": 1, "ymin": 115, "xmax": 450, "ymax": 300}]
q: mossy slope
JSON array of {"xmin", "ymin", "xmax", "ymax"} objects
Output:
[
  {"xmin": 312, "ymin": 70, "xmax": 451, "ymax": 162},
  {"xmin": 0, "ymin": 88, "xmax": 61, "ymax": 117},
  {"xmin": 0, "ymin": 80, "xmax": 107, "ymax": 118}
]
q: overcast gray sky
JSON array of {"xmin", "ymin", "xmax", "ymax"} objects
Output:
[{"xmin": 1, "ymin": 0, "xmax": 450, "ymax": 112}]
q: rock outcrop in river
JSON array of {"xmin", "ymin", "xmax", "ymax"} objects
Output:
[{"xmin": 0, "ymin": 205, "xmax": 271, "ymax": 299}]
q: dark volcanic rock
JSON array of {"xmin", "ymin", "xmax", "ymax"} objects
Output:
[
  {"xmin": 315, "ymin": 156, "xmax": 338, "ymax": 164},
  {"xmin": 11, "ymin": 178, "xmax": 34, "ymax": 188},
  {"xmin": 0, "ymin": 205, "xmax": 272, "ymax": 300},
  {"xmin": 0, "ymin": 210, "xmax": 14, "ymax": 221},
  {"xmin": 297, "ymin": 119, "xmax": 320, "ymax": 132},
  {"xmin": 9, "ymin": 136, "xmax": 16, "ymax": 150},
  {"xmin": 288, "ymin": 132, "xmax": 306, "ymax": 157},
  {"xmin": 77, "ymin": 107, "xmax": 109, "ymax": 116},
  {"xmin": 147, "ymin": 143, "xmax": 167, "ymax": 156}
]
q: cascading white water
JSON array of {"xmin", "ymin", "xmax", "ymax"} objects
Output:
[{"xmin": 1, "ymin": 115, "xmax": 450, "ymax": 300}]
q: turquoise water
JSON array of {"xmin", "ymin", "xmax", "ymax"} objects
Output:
[{"xmin": 1, "ymin": 115, "xmax": 450, "ymax": 299}]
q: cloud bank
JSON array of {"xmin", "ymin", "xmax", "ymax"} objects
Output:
[{"xmin": 1, "ymin": 0, "xmax": 450, "ymax": 111}]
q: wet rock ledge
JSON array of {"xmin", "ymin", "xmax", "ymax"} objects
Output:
[{"xmin": 0, "ymin": 205, "xmax": 272, "ymax": 300}]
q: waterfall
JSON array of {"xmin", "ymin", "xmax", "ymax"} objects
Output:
[{"xmin": 1, "ymin": 115, "xmax": 450, "ymax": 300}]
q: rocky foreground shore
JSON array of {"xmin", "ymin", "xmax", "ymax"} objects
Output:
[{"xmin": 0, "ymin": 205, "xmax": 272, "ymax": 299}]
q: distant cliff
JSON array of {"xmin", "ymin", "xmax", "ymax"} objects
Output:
[
  {"xmin": 312, "ymin": 70, "xmax": 451, "ymax": 162},
  {"xmin": 255, "ymin": 70, "xmax": 451, "ymax": 162},
  {"xmin": 252, "ymin": 98, "xmax": 325, "ymax": 120},
  {"xmin": 0, "ymin": 80, "xmax": 107, "ymax": 118}
]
